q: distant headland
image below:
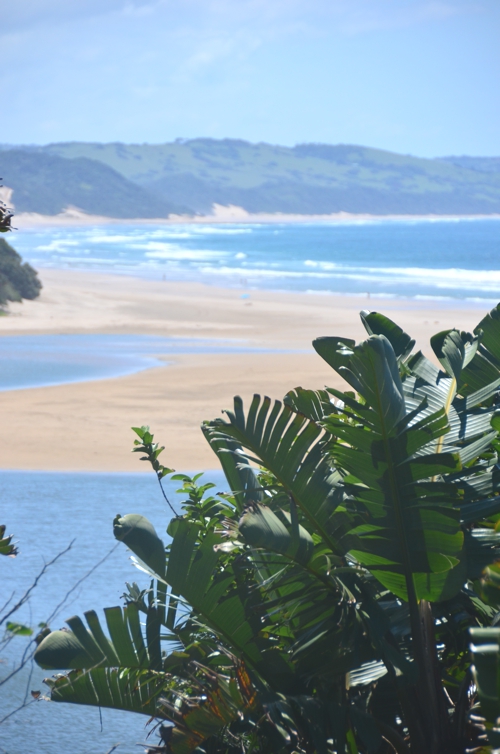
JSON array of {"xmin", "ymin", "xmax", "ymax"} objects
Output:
[{"xmin": 1, "ymin": 139, "xmax": 500, "ymax": 220}]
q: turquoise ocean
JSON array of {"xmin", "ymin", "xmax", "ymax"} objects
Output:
[
  {"xmin": 9, "ymin": 217, "xmax": 500, "ymax": 300},
  {"xmin": 2, "ymin": 219, "xmax": 500, "ymax": 752}
]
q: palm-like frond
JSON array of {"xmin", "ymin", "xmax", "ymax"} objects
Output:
[
  {"xmin": 204, "ymin": 394, "xmax": 351, "ymax": 558},
  {"xmin": 44, "ymin": 667, "xmax": 168, "ymax": 718},
  {"xmin": 459, "ymin": 303, "xmax": 500, "ymax": 395},
  {"xmin": 321, "ymin": 335, "xmax": 464, "ymax": 602},
  {"xmin": 34, "ymin": 603, "xmax": 161, "ymax": 670}
]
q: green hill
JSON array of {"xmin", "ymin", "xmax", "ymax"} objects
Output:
[
  {"xmin": 0, "ymin": 150, "xmax": 189, "ymax": 218},
  {"xmin": 439, "ymin": 155, "xmax": 500, "ymax": 174},
  {"xmin": 2, "ymin": 140, "xmax": 500, "ymax": 216}
]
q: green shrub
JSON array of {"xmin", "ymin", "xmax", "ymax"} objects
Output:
[
  {"xmin": 0, "ymin": 238, "xmax": 41, "ymax": 304},
  {"xmin": 33, "ymin": 304, "xmax": 500, "ymax": 753}
]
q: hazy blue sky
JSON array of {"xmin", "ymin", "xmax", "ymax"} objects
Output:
[{"xmin": 2, "ymin": 0, "xmax": 499, "ymax": 156}]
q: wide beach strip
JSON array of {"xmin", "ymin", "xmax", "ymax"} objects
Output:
[{"xmin": 0, "ymin": 269, "xmax": 489, "ymax": 471}]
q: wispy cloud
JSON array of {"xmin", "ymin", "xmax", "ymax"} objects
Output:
[
  {"xmin": 3, "ymin": 0, "xmax": 480, "ymax": 36},
  {"xmin": 1, "ymin": 0, "xmax": 154, "ymax": 34},
  {"xmin": 1, "ymin": 0, "xmax": 497, "ymax": 153},
  {"xmin": 336, "ymin": 1, "xmax": 466, "ymax": 35}
]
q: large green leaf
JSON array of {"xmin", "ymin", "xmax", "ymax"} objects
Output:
[
  {"xmin": 323, "ymin": 335, "xmax": 464, "ymax": 602},
  {"xmin": 360, "ymin": 310, "xmax": 415, "ymax": 363},
  {"xmin": 239, "ymin": 503, "xmax": 314, "ymax": 565},
  {"xmin": 204, "ymin": 394, "xmax": 350, "ymax": 558},
  {"xmin": 431, "ymin": 329, "xmax": 479, "ymax": 381},
  {"xmin": 201, "ymin": 425, "xmax": 263, "ymax": 511},
  {"xmin": 111, "ymin": 510, "xmax": 301, "ymax": 693},
  {"xmin": 312, "ymin": 336, "xmax": 356, "ymax": 373},
  {"xmin": 403, "ymin": 351, "xmax": 500, "ymax": 463},
  {"xmin": 164, "ymin": 518, "xmax": 269, "ymax": 671},
  {"xmin": 45, "ymin": 667, "xmax": 167, "ymax": 718},
  {"xmin": 284, "ymin": 387, "xmax": 335, "ymax": 424},
  {"xmin": 460, "ymin": 303, "xmax": 500, "ymax": 395},
  {"xmin": 34, "ymin": 603, "xmax": 159, "ymax": 670}
]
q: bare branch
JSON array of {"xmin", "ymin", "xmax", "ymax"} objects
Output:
[{"xmin": 0, "ymin": 540, "xmax": 74, "ymax": 628}]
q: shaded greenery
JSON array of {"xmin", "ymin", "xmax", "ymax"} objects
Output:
[
  {"xmin": 469, "ymin": 626, "xmax": 500, "ymax": 749},
  {"xmin": 0, "ymin": 193, "xmax": 13, "ymax": 232},
  {"xmin": 0, "ymin": 238, "xmax": 41, "ymax": 305},
  {"xmin": 34, "ymin": 305, "xmax": 500, "ymax": 753},
  {"xmin": 27, "ymin": 139, "xmax": 500, "ymax": 215}
]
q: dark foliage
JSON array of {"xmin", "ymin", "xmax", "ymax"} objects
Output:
[{"xmin": 0, "ymin": 238, "xmax": 41, "ymax": 304}]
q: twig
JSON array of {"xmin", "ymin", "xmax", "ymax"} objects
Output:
[
  {"xmin": 44, "ymin": 540, "xmax": 120, "ymax": 625},
  {"xmin": 0, "ymin": 539, "xmax": 121, "ymax": 724},
  {"xmin": 0, "ymin": 697, "xmax": 38, "ymax": 725},
  {"xmin": 157, "ymin": 477, "xmax": 177, "ymax": 518},
  {"xmin": 0, "ymin": 540, "xmax": 74, "ymax": 627},
  {"xmin": 0, "ymin": 591, "xmax": 15, "ymax": 616}
]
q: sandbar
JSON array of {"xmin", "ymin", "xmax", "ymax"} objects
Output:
[{"xmin": 0, "ymin": 269, "xmax": 493, "ymax": 472}]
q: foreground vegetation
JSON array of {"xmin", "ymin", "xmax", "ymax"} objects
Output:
[{"xmin": 34, "ymin": 306, "xmax": 500, "ymax": 753}]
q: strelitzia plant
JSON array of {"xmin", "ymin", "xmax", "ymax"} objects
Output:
[{"xmin": 35, "ymin": 304, "xmax": 500, "ymax": 754}]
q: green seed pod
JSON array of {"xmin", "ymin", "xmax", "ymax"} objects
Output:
[{"xmin": 113, "ymin": 513, "xmax": 165, "ymax": 579}]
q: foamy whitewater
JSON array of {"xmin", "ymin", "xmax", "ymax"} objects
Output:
[{"xmin": 10, "ymin": 218, "xmax": 500, "ymax": 300}]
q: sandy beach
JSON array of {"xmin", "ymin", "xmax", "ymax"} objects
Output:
[
  {"xmin": 11, "ymin": 203, "xmax": 500, "ymax": 229},
  {"xmin": 0, "ymin": 268, "xmax": 493, "ymax": 473}
]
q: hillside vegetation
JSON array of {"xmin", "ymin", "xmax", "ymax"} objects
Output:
[
  {"xmin": 0, "ymin": 150, "xmax": 189, "ymax": 218},
  {"xmin": 0, "ymin": 237, "xmax": 41, "ymax": 305},
  {"xmin": 2, "ymin": 139, "xmax": 500, "ymax": 216}
]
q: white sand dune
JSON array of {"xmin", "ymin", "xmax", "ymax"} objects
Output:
[{"xmin": 12, "ymin": 202, "xmax": 500, "ymax": 228}]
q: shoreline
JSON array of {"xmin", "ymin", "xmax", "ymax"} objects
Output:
[
  {"xmin": 12, "ymin": 203, "xmax": 500, "ymax": 228},
  {"xmin": 0, "ymin": 268, "xmax": 495, "ymax": 472}
]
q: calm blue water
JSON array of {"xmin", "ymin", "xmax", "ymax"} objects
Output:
[
  {"xmin": 0, "ymin": 334, "xmax": 271, "ymax": 391},
  {"xmin": 0, "ymin": 470, "xmax": 226, "ymax": 754},
  {"xmin": 9, "ymin": 219, "xmax": 500, "ymax": 300}
]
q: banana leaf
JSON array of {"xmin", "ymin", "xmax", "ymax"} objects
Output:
[
  {"xmin": 239, "ymin": 503, "xmax": 314, "ymax": 565},
  {"xmin": 460, "ymin": 303, "xmax": 500, "ymax": 395},
  {"xmin": 34, "ymin": 603, "xmax": 160, "ymax": 670},
  {"xmin": 44, "ymin": 667, "xmax": 167, "ymax": 717},
  {"xmin": 323, "ymin": 335, "xmax": 464, "ymax": 602},
  {"xmin": 204, "ymin": 394, "xmax": 351, "ymax": 557},
  {"xmin": 284, "ymin": 387, "xmax": 336, "ymax": 423},
  {"xmin": 359, "ymin": 310, "xmax": 415, "ymax": 363}
]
